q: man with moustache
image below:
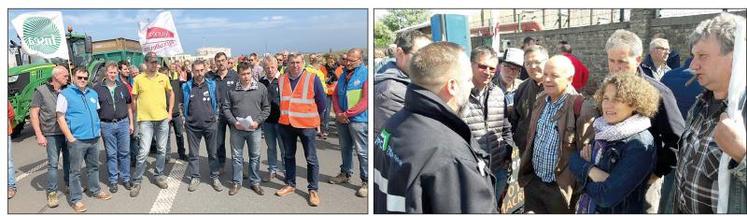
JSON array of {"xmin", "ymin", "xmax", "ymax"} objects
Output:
[{"xmin": 373, "ymin": 42, "xmax": 497, "ymax": 213}]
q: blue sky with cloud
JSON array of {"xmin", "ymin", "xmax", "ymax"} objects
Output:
[{"xmin": 8, "ymin": 9, "xmax": 367, "ymax": 55}]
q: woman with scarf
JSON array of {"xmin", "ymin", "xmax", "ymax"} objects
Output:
[{"xmin": 570, "ymin": 73, "xmax": 660, "ymax": 213}]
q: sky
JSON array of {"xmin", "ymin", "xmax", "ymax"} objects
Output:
[{"xmin": 8, "ymin": 9, "xmax": 367, "ymax": 55}]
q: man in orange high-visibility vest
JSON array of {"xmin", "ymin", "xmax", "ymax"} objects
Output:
[{"xmin": 274, "ymin": 53, "xmax": 327, "ymax": 207}]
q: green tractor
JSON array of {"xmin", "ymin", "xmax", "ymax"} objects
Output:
[{"xmin": 8, "ymin": 29, "xmax": 108, "ymax": 137}]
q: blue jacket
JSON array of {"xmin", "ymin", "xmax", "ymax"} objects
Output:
[
  {"xmin": 660, "ymin": 58, "xmax": 703, "ymax": 119},
  {"xmin": 182, "ymin": 78, "xmax": 218, "ymax": 117},
  {"xmin": 60, "ymin": 86, "xmax": 101, "ymax": 140},
  {"xmin": 569, "ymin": 130, "xmax": 656, "ymax": 213},
  {"xmin": 338, "ymin": 64, "xmax": 368, "ymax": 123}
]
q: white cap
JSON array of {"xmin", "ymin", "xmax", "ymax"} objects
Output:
[{"xmin": 502, "ymin": 48, "xmax": 524, "ymax": 68}]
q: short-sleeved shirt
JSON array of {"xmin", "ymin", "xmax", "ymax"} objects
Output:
[
  {"xmin": 31, "ymin": 84, "xmax": 64, "ymax": 135},
  {"xmin": 132, "ymin": 73, "xmax": 172, "ymax": 121}
]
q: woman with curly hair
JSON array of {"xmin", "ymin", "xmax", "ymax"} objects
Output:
[{"xmin": 570, "ymin": 73, "xmax": 661, "ymax": 213}]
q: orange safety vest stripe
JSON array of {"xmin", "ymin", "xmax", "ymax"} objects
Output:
[{"xmin": 278, "ymin": 71, "xmax": 320, "ymax": 128}]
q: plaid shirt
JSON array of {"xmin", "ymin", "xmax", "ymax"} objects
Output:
[
  {"xmin": 532, "ymin": 93, "xmax": 568, "ymax": 183},
  {"xmin": 675, "ymin": 92, "xmax": 724, "ymax": 213}
]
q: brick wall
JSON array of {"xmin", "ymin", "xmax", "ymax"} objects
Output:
[{"xmin": 485, "ymin": 9, "xmax": 746, "ymax": 95}]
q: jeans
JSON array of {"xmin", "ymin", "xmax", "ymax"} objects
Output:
[
  {"xmin": 262, "ymin": 122, "xmax": 285, "ymax": 172},
  {"xmin": 658, "ymin": 172, "xmax": 676, "ymax": 213},
  {"xmin": 69, "ymin": 138, "xmax": 102, "ymax": 203},
  {"xmin": 337, "ymin": 122, "xmax": 368, "ymax": 182},
  {"xmin": 45, "ymin": 134, "xmax": 70, "ymax": 193},
  {"xmin": 186, "ymin": 122, "xmax": 219, "ymax": 179},
  {"xmin": 169, "ymin": 115, "xmax": 187, "ymax": 157},
  {"xmin": 216, "ymin": 117, "xmax": 229, "ymax": 166},
  {"xmin": 279, "ymin": 125, "xmax": 319, "ymax": 190},
  {"xmin": 230, "ymin": 127, "xmax": 262, "ymax": 185},
  {"xmin": 101, "ymin": 118, "xmax": 131, "ymax": 184},
  {"xmin": 494, "ymin": 168, "xmax": 510, "ymax": 207},
  {"xmin": 133, "ymin": 120, "xmax": 169, "ymax": 184},
  {"xmin": 321, "ymin": 96, "xmax": 333, "ymax": 133},
  {"xmin": 8, "ymin": 136, "xmax": 16, "ymax": 189}
]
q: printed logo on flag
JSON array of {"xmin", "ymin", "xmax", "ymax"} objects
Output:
[{"xmin": 22, "ymin": 17, "xmax": 62, "ymax": 55}]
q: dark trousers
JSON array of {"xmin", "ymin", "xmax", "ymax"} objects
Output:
[
  {"xmin": 216, "ymin": 117, "xmax": 229, "ymax": 166},
  {"xmin": 186, "ymin": 122, "xmax": 220, "ymax": 179},
  {"xmin": 279, "ymin": 125, "xmax": 319, "ymax": 191},
  {"xmin": 524, "ymin": 177, "xmax": 575, "ymax": 213},
  {"xmin": 169, "ymin": 115, "xmax": 186, "ymax": 157}
]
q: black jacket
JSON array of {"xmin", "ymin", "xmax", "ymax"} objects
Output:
[
  {"xmin": 373, "ymin": 84, "xmax": 497, "ymax": 213},
  {"xmin": 638, "ymin": 66, "xmax": 685, "ymax": 177},
  {"xmin": 259, "ymin": 77, "xmax": 281, "ymax": 123},
  {"xmin": 93, "ymin": 80, "xmax": 132, "ymax": 121}
]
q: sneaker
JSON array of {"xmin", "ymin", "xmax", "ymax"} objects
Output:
[
  {"xmin": 356, "ymin": 182, "xmax": 368, "ymax": 197},
  {"xmin": 155, "ymin": 177, "xmax": 169, "ymax": 189},
  {"xmin": 328, "ymin": 172, "xmax": 350, "ymax": 184},
  {"xmin": 188, "ymin": 178, "xmax": 200, "ymax": 192},
  {"xmin": 108, "ymin": 183, "xmax": 118, "ymax": 193},
  {"xmin": 47, "ymin": 191, "xmax": 59, "ymax": 208},
  {"xmin": 8, "ymin": 188, "xmax": 16, "ymax": 199},
  {"xmin": 72, "ymin": 201, "xmax": 87, "ymax": 213},
  {"xmin": 211, "ymin": 178, "xmax": 224, "ymax": 192},
  {"xmin": 94, "ymin": 191, "xmax": 112, "ymax": 200},
  {"xmin": 228, "ymin": 183, "xmax": 240, "ymax": 196},
  {"xmin": 130, "ymin": 183, "xmax": 141, "ymax": 197},
  {"xmin": 308, "ymin": 190, "xmax": 320, "ymax": 207},
  {"xmin": 123, "ymin": 181, "xmax": 133, "ymax": 190}
]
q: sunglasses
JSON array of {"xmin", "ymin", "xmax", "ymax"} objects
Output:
[
  {"xmin": 476, "ymin": 63, "xmax": 496, "ymax": 71},
  {"xmin": 77, "ymin": 76, "xmax": 89, "ymax": 81}
]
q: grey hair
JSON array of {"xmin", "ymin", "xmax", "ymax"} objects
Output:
[
  {"xmin": 605, "ymin": 29, "xmax": 643, "ymax": 57},
  {"xmin": 523, "ymin": 45, "xmax": 549, "ymax": 61},
  {"xmin": 688, "ymin": 12, "xmax": 742, "ymax": 55},
  {"xmin": 649, "ymin": 38, "xmax": 669, "ymax": 52},
  {"xmin": 470, "ymin": 45, "xmax": 498, "ymax": 63},
  {"xmin": 547, "ymin": 55, "xmax": 575, "ymax": 78}
]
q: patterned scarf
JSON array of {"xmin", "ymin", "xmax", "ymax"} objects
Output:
[{"xmin": 576, "ymin": 114, "xmax": 651, "ymax": 213}]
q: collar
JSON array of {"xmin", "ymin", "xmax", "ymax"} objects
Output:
[{"xmin": 236, "ymin": 80, "xmax": 259, "ymax": 91}]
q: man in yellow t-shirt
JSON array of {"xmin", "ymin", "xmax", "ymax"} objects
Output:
[{"xmin": 129, "ymin": 52, "xmax": 175, "ymax": 198}]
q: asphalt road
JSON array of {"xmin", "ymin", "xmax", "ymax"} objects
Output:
[{"xmin": 6, "ymin": 121, "xmax": 368, "ymax": 214}]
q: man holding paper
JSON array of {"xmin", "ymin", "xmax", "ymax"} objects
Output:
[{"xmin": 222, "ymin": 62, "xmax": 271, "ymax": 196}]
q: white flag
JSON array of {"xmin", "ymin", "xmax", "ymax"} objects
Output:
[
  {"xmin": 138, "ymin": 11, "xmax": 183, "ymax": 57},
  {"xmin": 11, "ymin": 11, "xmax": 69, "ymax": 59}
]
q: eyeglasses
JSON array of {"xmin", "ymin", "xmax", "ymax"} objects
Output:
[
  {"xmin": 502, "ymin": 63, "xmax": 521, "ymax": 71},
  {"xmin": 76, "ymin": 76, "xmax": 89, "ymax": 81},
  {"xmin": 343, "ymin": 57, "xmax": 359, "ymax": 62},
  {"xmin": 655, "ymin": 47, "xmax": 670, "ymax": 52},
  {"xmin": 524, "ymin": 60, "xmax": 546, "ymax": 68},
  {"xmin": 476, "ymin": 63, "xmax": 496, "ymax": 71}
]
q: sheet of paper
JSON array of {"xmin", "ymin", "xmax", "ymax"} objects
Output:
[{"xmin": 237, "ymin": 115, "xmax": 255, "ymax": 131}]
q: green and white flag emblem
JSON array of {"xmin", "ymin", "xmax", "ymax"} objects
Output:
[{"xmin": 11, "ymin": 11, "xmax": 69, "ymax": 59}]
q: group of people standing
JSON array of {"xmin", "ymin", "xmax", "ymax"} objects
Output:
[
  {"xmin": 8, "ymin": 47, "xmax": 369, "ymax": 213},
  {"xmin": 374, "ymin": 12, "xmax": 745, "ymax": 214}
]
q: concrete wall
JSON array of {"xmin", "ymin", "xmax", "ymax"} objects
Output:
[{"xmin": 487, "ymin": 9, "xmax": 746, "ymax": 95}]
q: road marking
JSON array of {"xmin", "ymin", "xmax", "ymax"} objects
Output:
[
  {"xmin": 16, "ymin": 161, "xmax": 48, "ymax": 182},
  {"xmin": 149, "ymin": 160, "xmax": 187, "ymax": 213}
]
